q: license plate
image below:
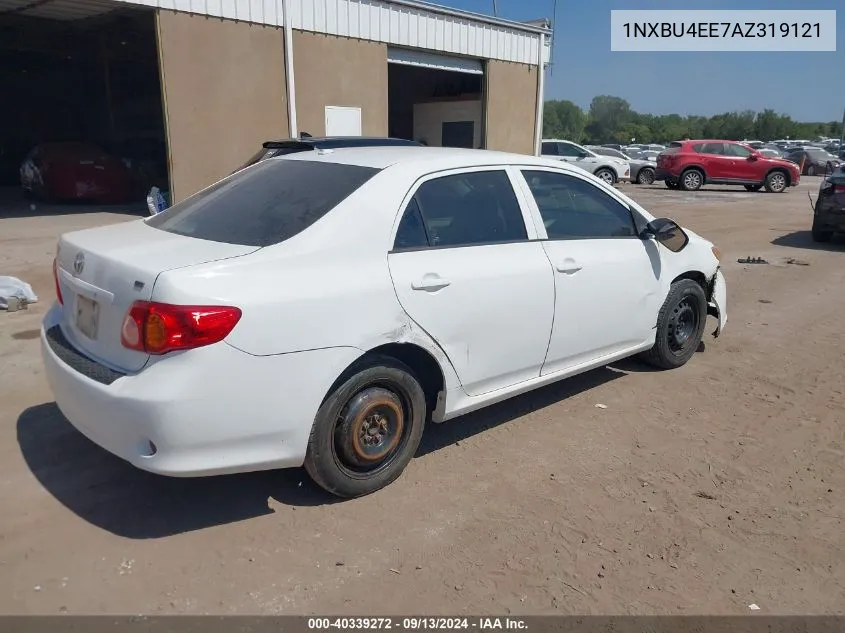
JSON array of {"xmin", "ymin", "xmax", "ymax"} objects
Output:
[{"xmin": 75, "ymin": 294, "xmax": 100, "ymax": 340}]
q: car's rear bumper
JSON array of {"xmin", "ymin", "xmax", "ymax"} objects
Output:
[{"xmin": 40, "ymin": 304, "xmax": 362, "ymax": 477}]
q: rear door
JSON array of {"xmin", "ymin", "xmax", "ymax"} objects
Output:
[{"xmin": 387, "ymin": 168, "xmax": 555, "ymax": 396}]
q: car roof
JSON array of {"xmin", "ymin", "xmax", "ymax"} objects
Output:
[
  {"xmin": 273, "ymin": 146, "xmax": 573, "ymax": 171},
  {"xmin": 262, "ymin": 137, "xmax": 420, "ymax": 149}
]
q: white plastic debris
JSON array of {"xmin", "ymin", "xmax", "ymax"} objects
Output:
[
  {"xmin": 595, "ymin": 403, "xmax": 608, "ymax": 409},
  {"xmin": 748, "ymin": 604, "xmax": 760, "ymax": 610},
  {"xmin": 0, "ymin": 276, "xmax": 38, "ymax": 311}
]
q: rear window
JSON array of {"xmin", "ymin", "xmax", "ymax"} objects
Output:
[{"xmin": 147, "ymin": 159, "xmax": 379, "ymax": 247}]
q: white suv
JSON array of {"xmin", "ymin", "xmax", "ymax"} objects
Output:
[{"xmin": 542, "ymin": 139, "xmax": 631, "ymax": 185}]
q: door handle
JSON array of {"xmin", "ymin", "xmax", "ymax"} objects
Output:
[
  {"xmin": 411, "ymin": 275, "xmax": 451, "ymax": 291},
  {"xmin": 556, "ymin": 262, "xmax": 582, "ymax": 274}
]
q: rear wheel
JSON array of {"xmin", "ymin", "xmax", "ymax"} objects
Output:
[
  {"xmin": 595, "ymin": 168, "xmax": 616, "ymax": 185},
  {"xmin": 636, "ymin": 167, "xmax": 655, "ymax": 185},
  {"xmin": 811, "ymin": 218, "xmax": 833, "ymax": 243},
  {"xmin": 304, "ymin": 355, "xmax": 427, "ymax": 498},
  {"xmin": 680, "ymin": 169, "xmax": 703, "ymax": 191},
  {"xmin": 764, "ymin": 170, "xmax": 788, "ymax": 193},
  {"xmin": 744, "ymin": 184, "xmax": 763, "ymax": 192},
  {"xmin": 807, "ymin": 164, "xmax": 816, "ymax": 177},
  {"xmin": 640, "ymin": 279, "xmax": 707, "ymax": 370}
]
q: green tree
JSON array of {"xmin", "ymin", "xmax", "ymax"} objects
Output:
[{"xmin": 543, "ymin": 100, "xmax": 586, "ymax": 142}]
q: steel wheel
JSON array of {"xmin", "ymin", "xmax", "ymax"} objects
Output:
[
  {"xmin": 333, "ymin": 387, "xmax": 409, "ymax": 475},
  {"xmin": 682, "ymin": 170, "xmax": 703, "ymax": 191},
  {"xmin": 667, "ymin": 297, "xmax": 700, "ymax": 355}
]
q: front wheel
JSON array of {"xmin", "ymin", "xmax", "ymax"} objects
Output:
[
  {"xmin": 595, "ymin": 168, "xmax": 616, "ymax": 185},
  {"xmin": 764, "ymin": 170, "xmax": 788, "ymax": 193},
  {"xmin": 637, "ymin": 167, "xmax": 655, "ymax": 185},
  {"xmin": 807, "ymin": 164, "xmax": 816, "ymax": 177},
  {"xmin": 304, "ymin": 355, "xmax": 427, "ymax": 498},
  {"xmin": 640, "ymin": 279, "xmax": 708, "ymax": 370}
]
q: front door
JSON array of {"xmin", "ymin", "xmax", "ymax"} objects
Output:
[
  {"xmin": 515, "ymin": 168, "xmax": 663, "ymax": 374},
  {"xmin": 722, "ymin": 142, "xmax": 758, "ymax": 181},
  {"xmin": 388, "ymin": 168, "xmax": 555, "ymax": 396}
]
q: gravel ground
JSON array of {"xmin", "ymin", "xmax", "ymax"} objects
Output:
[{"xmin": 1, "ymin": 179, "xmax": 843, "ymax": 615}]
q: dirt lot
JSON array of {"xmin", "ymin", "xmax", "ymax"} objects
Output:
[{"xmin": 1, "ymin": 180, "xmax": 843, "ymax": 616}]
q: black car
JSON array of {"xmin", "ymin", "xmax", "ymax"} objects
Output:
[
  {"xmin": 811, "ymin": 165, "xmax": 845, "ymax": 242},
  {"xmin": 784, "ymin": 147, "xmax": 842, "ymax": 176},
  {"xmin": 238, "ymin": 136, "xmax": 422, "ymax": 171}
]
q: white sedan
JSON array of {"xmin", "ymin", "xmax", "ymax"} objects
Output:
[{"xmin": 42, "ymin": 147, "xmax": 727, "ymax": 498}]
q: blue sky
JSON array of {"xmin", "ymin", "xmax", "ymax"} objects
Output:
[{"xmin": 438, "ymin": 0, "xmax": 844, "ymax": 122}]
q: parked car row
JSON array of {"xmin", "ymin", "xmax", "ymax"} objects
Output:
[{"xmin": 540, "ymin": 140, "xmax": 631, "ymax": 185}]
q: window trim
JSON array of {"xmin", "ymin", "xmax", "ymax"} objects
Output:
[
  {"xmin": 512, "ymin": 166, "xmax": 645, "ymax": 241},
  {"xmin": 388, "ymin": 165, "xmax": 540, "ymax": 254}
]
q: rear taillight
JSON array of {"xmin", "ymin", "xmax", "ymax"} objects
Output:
[
  {"xmin": 834, "ymin": 184, "xmax": 845, "ymax": 194},
  {"xmin": 121, "ymin": 301, "xmax": 242, "ymax": 355},
  {"xmin": 52, "ymin": 258, "xmax": 63, "ymax": 305}
]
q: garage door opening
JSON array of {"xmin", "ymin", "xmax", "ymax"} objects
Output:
[
  {"xmin": 0, "ymin": 2, "xmax": 168, "ymax": 211},
  {"xmin": 387, "ymin": 48, "xmax": 485, "ymax": 149}
]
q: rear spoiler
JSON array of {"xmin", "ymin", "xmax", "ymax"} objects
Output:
[{"xmin": 262, "ymin": 141, "xmax": 313, "ymax": 151}]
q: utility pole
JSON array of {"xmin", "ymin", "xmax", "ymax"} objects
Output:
[
  {"xmin": 492, "ymin": 0, "xmax": 498, "ymax": 16},
  {"xmin": 840, "ymin": 107, "xmax": 845, "ymax": 146}
]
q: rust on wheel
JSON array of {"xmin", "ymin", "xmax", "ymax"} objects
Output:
[{"xmin": 334, "ymin": 387, "xmax": 406, "ymax": 472}]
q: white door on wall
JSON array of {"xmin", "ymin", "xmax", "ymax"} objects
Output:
[{"xmin": 325, "ymin": 106, "xmax": 362, "ymax": 137}]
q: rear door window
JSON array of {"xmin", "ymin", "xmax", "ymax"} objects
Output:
[{"xmin": 147, "ymin": 160, "xmax": 379, "ymax": 247}]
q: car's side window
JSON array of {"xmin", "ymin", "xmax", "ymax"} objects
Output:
[
  {"xmin": 541, "ymin": 142, "xmax": 558, "ymax": 156},
  {"xmin": 557, "ymin": 143, "xmax": 583, "ymax": 158},
  {"xmin": 724, "ymin": 143, "xmax": 751, "ymax": 158},
  {"xmin": 694, "ymin": 143, "xmax": 724, "ymax": 155},
  {"xmin": 393, "ymin": 197, "xmax": 430, "ymax": 251},
  {"xmin": 412, "ymin": 170, "xmax": 528, "ymax": 248},
  {"xmin": 522, "ymin": 170, "xmax": 638, "ymax": 240}
]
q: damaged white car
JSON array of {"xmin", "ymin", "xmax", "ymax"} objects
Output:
[{"xmin": 41, "ymin": 147, "xmax": 727, "ymax": 498}]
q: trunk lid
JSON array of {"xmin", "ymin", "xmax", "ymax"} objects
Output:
[{"xmin": 55, "ymin": 219, "xmax": 258, "ymax": 372}]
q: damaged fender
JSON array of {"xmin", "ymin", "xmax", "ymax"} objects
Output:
[{"xmin": 706, "ymin": 269, "xmax": 728, "ymax": 337}]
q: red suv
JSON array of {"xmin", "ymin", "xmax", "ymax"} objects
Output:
[{"xmin": 656, "ymin": 140, "xmax": 800, "ymax": 193}]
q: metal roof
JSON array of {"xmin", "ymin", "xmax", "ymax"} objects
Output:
[{"xmin": 0, "ymin": 0, "xmax": 118, "ymax": 20}]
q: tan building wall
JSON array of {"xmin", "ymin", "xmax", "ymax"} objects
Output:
[
  {"xmin": 292, "ymin": 31, "xmax": 388, "ymax": 137},
  {"xmin": 156, "ymin": 11, "xmax": 289, "ymax": 202},
  {"xmin": 484, "ymin": 60, "xmax": 538, "ymax": 155}
]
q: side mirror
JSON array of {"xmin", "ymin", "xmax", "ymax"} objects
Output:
[
  {"xmin": 578, "ymin": 152, "xmax": 590, "ymax": 158},
  {"xmin": 747, "ymin": 153, "xmax": 758, "ymax": 161},
  {"xmin": 641, "ymin": 217, "xmax": 689, "ymax": 253}
]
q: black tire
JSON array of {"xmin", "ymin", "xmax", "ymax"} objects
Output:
[
  {"xmin": 764, "ymin": 170, "xmax": 788, "ymax": 193},
  {"xmin": 680, "ymin": 168, "xmax": 704, "ymax": 191},
  {"xmin": 811, "ymin": 218, "xmax": 833, "ymax": 243},
  {"xmin": 640, "ymin": 279, "xmax": 708, "ymax": 370},
  {"xmin": 807, "ymin": 164, "xmax": 816, "ymax": 177},
  {"xmin": 594, "ymin": 168, "xmax": 616, "ymax": 185},
  {"xmin": 665, "ymin": 180, "xmax": 679, "ymax": 190},
  {"xmin": 304, "ymin": 354, "xmax": 427, "ymax": 498},
  {"xmin": 744, "ymin": 184, "xmax": 762, "ymax": 192},
  {"xmin": 636, "ymin": 167, "xmax": 655, "ymax": 185}
]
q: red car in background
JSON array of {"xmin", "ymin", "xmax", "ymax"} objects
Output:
[
  {"xmin": 20, "ymin": 142, "xmax": 139, "ymax": 204},
  {"xmin": 655, "ymin": 139, "xmax": 800, "ymax": 193}
]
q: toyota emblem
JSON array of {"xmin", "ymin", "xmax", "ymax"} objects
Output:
[{"xmin": 73, "ymin": 252, "xmax": 85, "ymax": 275}]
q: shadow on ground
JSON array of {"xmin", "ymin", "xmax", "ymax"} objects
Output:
[
  {"xmin": 17, "ymin": 365, "xmax": 626, "ymax": 539},
  {"xmin": 772, "ymin": 230, "xmax": 845, "ymax": 252}
]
